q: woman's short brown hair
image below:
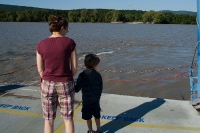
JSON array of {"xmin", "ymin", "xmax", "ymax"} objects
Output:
[
  {"xmin": 84, "ymin": 54, "xmax": 100, "ymax": 69},
  {"xmin": 48, "ymin": 15, "xmax": 68, "ymax": 32}
]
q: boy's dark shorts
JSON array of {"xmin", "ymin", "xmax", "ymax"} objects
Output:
[{"xmin": 82, "ymin": 101, "xmax": 101, "ymax": 120}]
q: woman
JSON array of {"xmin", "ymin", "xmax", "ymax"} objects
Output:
[{"xmin": 36, "ymin": 15, "xmax": 77, "ymax": 133}]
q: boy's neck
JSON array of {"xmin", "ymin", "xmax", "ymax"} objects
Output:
[
  {"xmin": 86, "ymin": 65, "xmax": 97, "ymax": 70},
  {"xmin": 87, "ymin": 68, "xmax": 95, "ymax": 70}
]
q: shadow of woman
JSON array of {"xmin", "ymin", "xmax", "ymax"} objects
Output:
[{"xmin": 101, "ymin": 98, "xmax": 165, "ymax": 132}]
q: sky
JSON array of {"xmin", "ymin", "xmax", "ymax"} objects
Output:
[{"xmin": 0, "ymin": 0, "xmax": 197, "ymax": 12}]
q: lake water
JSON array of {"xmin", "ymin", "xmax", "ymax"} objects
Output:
[{"xmin": 0, "ymin": 22, "xmax": 197, "ymax": 100}]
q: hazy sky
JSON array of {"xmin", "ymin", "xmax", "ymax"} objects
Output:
[{"xmin": 0, "ymin": 0, "xmax": 197, "ymax": 12}]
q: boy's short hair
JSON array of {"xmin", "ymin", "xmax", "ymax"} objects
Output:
[{"xmin": 84, "ymin": 54, "xmax": 100, "ymax": 69}]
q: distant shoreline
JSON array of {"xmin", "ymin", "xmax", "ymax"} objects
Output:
[{"xmin": 111, "ymin": 22, "xmax": 144, "ymax": 24}]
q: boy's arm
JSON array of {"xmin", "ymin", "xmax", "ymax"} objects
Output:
[
  {"xmin": 100, "ymin": 76, "xmax": 103, "ymax": 95},
  {"xmin": 75, "ymin": 73, "xmax": 83, "ymax": 92}
]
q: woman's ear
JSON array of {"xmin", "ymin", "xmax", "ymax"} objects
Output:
[
  {"xmin": 61, "ymin": 26, "xmax": 64, "ymax": 30},
  {"xmin": 66, "ymin": 26, "xmax": 68, "ymax": 30}
]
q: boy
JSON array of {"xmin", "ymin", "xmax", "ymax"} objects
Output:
[{"xmin": 75, "ymin": 54, "xmax": 103, "ymax": 133}]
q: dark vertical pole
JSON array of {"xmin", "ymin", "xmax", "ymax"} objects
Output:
[{"xmin": 197, "ymin": 0, "xmax": 200, "ymax": 99}]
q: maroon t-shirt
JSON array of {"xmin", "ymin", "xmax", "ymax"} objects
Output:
[{"xmin": 36, "ymin": 37, "xmax": 76, "ymax": 82}]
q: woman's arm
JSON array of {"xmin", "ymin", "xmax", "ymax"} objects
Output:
[
  {"xmin": 70, "ymin": 48, "xmax": 77, "ymax": 77},
  {"xmin": 75, "ymin": 73, "xmax": 82, "ymax": 92},
  {"xmin": 36, "ymin": 51, "xmax": 44, "ymax": 78}
]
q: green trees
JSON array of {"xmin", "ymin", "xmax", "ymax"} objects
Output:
[
  {"xmin": 0, "ymin": 4, "xmax": 196, "ymax": 24},
  {"xmin": 142, "ymin": 10, "xmax": 155, "ymax": 23},
  {"xmin": 91, "ymin": 9, "xmax": 98, "ymax": 22},
  {"xmin": 142, "ymin": 10, "xmax": 196, "ymax": 24},
  {"xmin": 68, "ymin": 10, "xmax": 79, "ymax": 22},
  {"xmin": 111, "ymin": 10, "xmax": 120, "ymax": 22},
  {"xmin": 153, "ymin": 12, "xmax": 165, "ymax": 24}
]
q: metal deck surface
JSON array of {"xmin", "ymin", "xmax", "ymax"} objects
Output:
[{"xmin": 0, "ymin": 85, "xmax": 200, "ymax": 133}]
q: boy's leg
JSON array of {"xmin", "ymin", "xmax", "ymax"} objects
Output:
[
  {"xmin": 92, "ymin": 101, "xmax": 101, "ymax": 132},
  {"xmin": 44, "ymin": 120, "xmax": 54, "ymax": 133},
  {"xmin": 64, "ymin": 119, "xmax": 74, "ymax": 133},
  {"xmin": 87, "ymin": 119, "xmax": 93, "ymax": 132},
  {"xmin": 95, "ymin": 118, "xmax": 101, "ymax": 131},
  {"xmin": 82, "ymin": 103, "xmax": 93, "ymax": 132}
]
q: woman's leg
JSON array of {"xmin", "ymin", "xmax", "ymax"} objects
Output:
[
  {"xmin": 58, "ymin": 81, "xmax": 75, "ymax": 133},
  {"xmin": 44, "ymin": 119, "xmax": 54, "ymax": 133},
  {"xmin": 64, "ymin": 119, "xmax": 74, "ymax": 133},
  {"xmin": 41, "ymin": 80, "xmax": 57, "ymax": 133}
]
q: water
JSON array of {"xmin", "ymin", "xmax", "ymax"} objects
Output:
[{"xmin": 0, "ymin": 22, "xmax": 197, "ymax": 100}]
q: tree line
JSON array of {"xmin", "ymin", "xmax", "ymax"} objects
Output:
[{"xmin": 0, "ymin": 4, "xmax": 196, "ymax": 24}]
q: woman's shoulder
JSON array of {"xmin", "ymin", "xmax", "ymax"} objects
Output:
[
  {"xmin": 64, "ymin": 37, "xmax": 75, "ymax": 42},
  {"xmin": 39, "ymin": 37, "xmax": 51, "ymax": 43},
  {"xmin": 41, "ymin": 37, "xmax": 75, "ymax": 43},
  {"xmin": 54, "ymin": 37, "xmax": 75, "ymax": 45}
]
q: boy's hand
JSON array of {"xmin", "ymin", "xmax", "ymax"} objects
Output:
[{"xmin": 74, "ymin": 78, "xmax": 77, "ymax": 85}]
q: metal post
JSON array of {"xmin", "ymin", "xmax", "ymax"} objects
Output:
[
  {"xmin": 189, "ymin": 0, "xmax": 200, "ymax": 105},
  {"xmin": 197, "ymin": 0, "xmax": 200, "ymax": 99}
]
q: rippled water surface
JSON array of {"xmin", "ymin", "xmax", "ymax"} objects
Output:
[{"xmin": 0, "ymin": 22, "xmax": 197, "ymax": 100}]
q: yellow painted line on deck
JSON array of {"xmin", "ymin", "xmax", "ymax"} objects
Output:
[
  {"xmin": 0, "ymin": 108, "xmax": 62, "ymax": 119},
  {"xmin": 1, "ymin": 107, "xmax": 200, "ymax": 132},
  {"xmin": 54, "ymin": 102, "xmax": 82, "ymax": 133},
  {"xmin": 0, "ymin": 108, "xmax": 43, "ymax": 117},
  {"xmin": 54, "ymin": 122, "xmax": 65, "ymax": 133}
]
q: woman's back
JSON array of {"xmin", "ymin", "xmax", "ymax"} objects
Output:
[{"xmin": 37, "ymin": 37, "xmax": 76, "ymax": 82}]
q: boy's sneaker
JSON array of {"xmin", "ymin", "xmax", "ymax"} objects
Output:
[
  {"xmin": 87, "ymin": 130, "xmax": 95, "ymax": 133},
  {"xmin": 95, "ymin": 130, "xmax": 102, "ymax": 133}
]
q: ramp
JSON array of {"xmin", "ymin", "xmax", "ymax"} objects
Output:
[{"xmin": 0, "ymin": 85, "xmax": 200, "ymax": 133}]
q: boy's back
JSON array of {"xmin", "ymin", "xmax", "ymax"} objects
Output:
[{"xmin": 75, "ymin": 69, "xmax": 102, "ymax": 104}]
